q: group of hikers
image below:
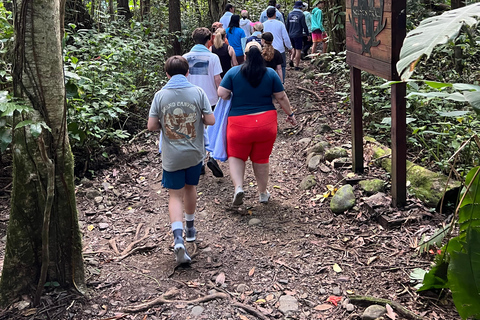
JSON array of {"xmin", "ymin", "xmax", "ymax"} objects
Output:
[{"xmin": 147, "ymin": 1, "xmax": 327, "ymax": 265}]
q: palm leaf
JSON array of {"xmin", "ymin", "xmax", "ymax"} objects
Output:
[{"xmin": 397, "ymin": 3, "xmax": 480, "ymax": 81}]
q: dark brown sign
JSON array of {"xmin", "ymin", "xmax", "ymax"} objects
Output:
[{"xmin": 346, "ymin": 0, "xmax": 406, "ymax": 80}]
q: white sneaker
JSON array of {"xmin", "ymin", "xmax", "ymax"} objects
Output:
[
  {"xmin": 232, "ymin": 186, "xmax": 244, "ymax": 206},
  {"xmin": 259, "ymin": 191, "xmax": 270, "ymax": 204},
  {"xmin": 174, "ymin": 241, "xmax": 191, "ymax": 265}
]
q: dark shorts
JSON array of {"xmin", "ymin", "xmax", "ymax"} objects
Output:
[
  {"xmin": 162, "ymin": 162, "xmax": 203, "ymax": 190},
  {"xmin": 290, "ymin": 36, "xmax": 303, "ymax": 50}
]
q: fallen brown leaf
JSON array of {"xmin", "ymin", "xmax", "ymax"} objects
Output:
[
  {"xmin": 215, "ymin": 272, "xmax": 225, "ymax": 286},
  {"xmin": 248, "ymin": 267, "xmax": 255, "ymax": 277},
  {"xmin": 314, "ymin": 304, "xmax": 333, "ymax": 311},
  {"xmin": 386, "ymin": 303, "xmax": 397, "ymax": 320}
]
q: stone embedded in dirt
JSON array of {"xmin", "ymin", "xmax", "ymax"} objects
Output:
[
  {"xmin": 330, "ymin": 185, "xmax": 355, "ymax": 214},
  {"xmin": 81, "ymin": 177, "xmax": 94, "ymax": 188},
  {"xmin": 305, "ymin": 142, "xmax": 326, "ymax": 155},
  {"xmin": 278, "ymin": 295, "xmax": 299, "ymax": 314},
  {"xmin": 324, "ymin": 147, "xmax": 348, "ymax": 161},
  {"xmin": 359, "ymin": 179, "xmax": 385, "ymax": 195},
  {"xmin": 236, "ymin": 283, "xmax": 248, "ymax": 293},
  {"xmin": 298, "ymin": 138, "xmax": 312, "ymax": 148},
  {"xmin": 332, "ymin": 286, "xmax": 341, "ymax": 295},
  {"xmin": 101, "ymin": 182, "xmax": 111, "ymax": 191},
  {"xmin": 248, "ymin": 218, "xmax": 262, "ymax": 226},
  {"xmin": 308, "ymin": 155, "xmax": 323, "ymax": 172},
  {"xmin": 361, "ymin": 305, "xmax": 386, "ymax": 320},
  {"xmin": 320, "ymin": 124, "xmax": 331, "ymax": 133},
  {"xmin": 341, "ymin": 298, "xmax": 350, "ymax": 308},
  {"xmin": 319, "ymin": 164, "xmax": 331, "ymax": 173},
  {"xmin": 319, "ymin": 288, "xmax": 326, "ymax": 294},
  {"xmin": 346, "ymin": 304, "xmax": 355, "ymax": 312},
  {"xmin": 98, "ymin": 223, "xmax": 109, "ymax": 230},
  {"xmin": 300, "ymin": 175, "xmax": 317, "ymax": 190},
  {"xmin": 86, "ymin": 189, "xmax": 102, "ymax": 199},
  {"xmin": 191, "ymin": 306, "xmax": 204, "ymax": 316}
]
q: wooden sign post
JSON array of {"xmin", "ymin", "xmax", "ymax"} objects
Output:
[{"xmin": 346, "ymin": 0, "xmax": 407, "ymax": 207}]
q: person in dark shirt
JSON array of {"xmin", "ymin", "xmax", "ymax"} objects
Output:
[
  {"xmin": 210, "ymin": 28, "xmax": 238, "ymax": 77},
  {"xmin": 246, "ymin": 22, "xmax": 263, "ymax": 45},
  {"xmin": 261, "ymin": 32, "xmax": 283, "ymax": 81}
]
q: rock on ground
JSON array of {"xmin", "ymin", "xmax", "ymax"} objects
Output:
[
  {"xmin": 361, "ymin": 304, "xmax": 386, "ymax": 320},
  {"xmin": 330, "ymin": 184, "xmax": 355, "ymax": 213},
  {"xmin": 278, "ymin": 295, "xmax": 298, "ymax": 314}
]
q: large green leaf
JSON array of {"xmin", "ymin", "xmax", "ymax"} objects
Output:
[
  {"xmin": 460, "ymin": 167, "xmax": 480, "ymax": 209},
  {"xmin": 464, "ymin": 91, "xmax": 480, "ymax": 116},
  {"xmin": 448, "ymin": 228, "xmax": 480, "ymax": 319},
  {"xmin": 397, "ymin": 4, "xmax": 480, "ymax": 80}
]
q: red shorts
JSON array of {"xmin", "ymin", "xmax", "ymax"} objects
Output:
[
  {"xmin": 227, "ymin": 110, "xmax": 277, "ymax": 163},
  {"xmin": 312, "ymin": 30, "xmax": 326, "ymax": 43}
]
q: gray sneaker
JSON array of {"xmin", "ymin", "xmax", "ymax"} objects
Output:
[
  {"xmin": 185, "ymin": 226, "xmax": 196, "ymax": 242},
  {"xmin": 174, "ymin": 238, "xmax": 191, "ymax": 265},
  {"xmin": 232, "ymin": 186, "xmax": 244, "ymax": 206},
  {"xmin": 259, "ymin": 191, "xmax": 270, "ymax": 204}
]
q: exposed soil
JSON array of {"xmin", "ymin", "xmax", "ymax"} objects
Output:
[{"xmin": 0, "ymin": 59, "xmax": 460, "ymax": 320}]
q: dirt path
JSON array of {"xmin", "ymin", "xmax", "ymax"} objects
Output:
[{"xmin": 0, "ymin": 60, "xmax": 459, "ymax": 320}]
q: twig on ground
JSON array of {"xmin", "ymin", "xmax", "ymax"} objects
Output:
[
  {"xmin": 296, "ymin": 86, "xmax": 322, "ymax": 101},
  {"xmin": 115, "ymin": 245, "xmax": 157, "ymax": 262},
  {"xmin": 232, "ymin": 301, "xmax": 270, "ymax": 320},
  {"xmin": 128, "ymin": 129, "xmax": 148, "ymax": 144},
  {"xmin": 134, "ymin": 223, "xmax": 144, "ymax": 240},
  {"xmin": 109, "ymin": 239, "xmax": 120, "ymax": 255},
  {"xmin": 349, "ymin": 295, "xmax": 424, "ymax": 320},
  {"xmin": 120, "ymin": 227, "xmax": 150, "ymax": 256},
  {"xmin": 274, "ymin": 259, "xmax": 298, "ymax": 274},
  {"xmin": 295, "ymin": 109, "xmax": 323, "ymax": 115},
  {"xmin": 122, "ymin": 292, "xmax": 229, "ymax": 313}
]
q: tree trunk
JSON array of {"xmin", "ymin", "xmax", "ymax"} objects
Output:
[
  {"xmin": 207, "ymin": 0, "xmax": 226, "ymax": 23},
  {"xmin": 0, "ymin": 0, "xmax": 85, "ymax": 306},
  {"xmin": 109, "ymin": 0, "xmax": 115, "ymax": 20},
  {"xmin": 117, "ymin": 0, "xmax": 133, "ymax": 20},
  {"xmin": 143, "ymin": 0, "xmax": 151, "ymax": 17},
  {"xmin": 91, "ymin": 0, "xmax": 95, "ymax": 18},
  {"xmin": 169, "ymin": 0, "xmax": 182, "ymax": 55},
  {"xmin": 65, "ymin": 0, "xmax": 94, "ymax": 29},
  {"xmin": 324, "ymin": 0, "xmax": 346, "ymax": 52}
]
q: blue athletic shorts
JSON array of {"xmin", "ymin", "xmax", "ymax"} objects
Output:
[{"xmin": 162, "ymin": 162, "xmax": 203, "ymax": 190}]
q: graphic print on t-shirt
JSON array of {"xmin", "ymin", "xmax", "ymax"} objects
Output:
[
  {"xmin": 186, "ymin": 56, "xmax": 210, "ymax": 75},
  {"xmin": 163, "ymin": 105, "xmax": 197, "ymax": 141}
]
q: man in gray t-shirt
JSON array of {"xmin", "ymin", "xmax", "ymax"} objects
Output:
[{"xmin": 148, "ymin": 56, "xmax": 215, "ymax": 265}]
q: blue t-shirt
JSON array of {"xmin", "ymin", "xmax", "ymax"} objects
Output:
[
  {"xmin": 226, "ymin": 27, "xmax": 246, "ymax": 56},
  {"xmin": 220, "ymin": 66, "xmax": 284, "ymax": 117}
]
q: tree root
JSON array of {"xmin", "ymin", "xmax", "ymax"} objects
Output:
[
  {"xmin": 114, "ymin": 245, "xmax": 157, "ymax": 262},
  {"xmin": 296, "ymin": 86, "xmax": 322, "ymax": 101},
  {"xmin": 348, "ymin": 295, "xmax": 424, "ymax": 320},
  {"xmin": 122, "ymin": 292, "xmax": 229, "ymax": 313},
  {"xmin": 232, "ymin": 301, "xmax": 270, "ymax": 320}
]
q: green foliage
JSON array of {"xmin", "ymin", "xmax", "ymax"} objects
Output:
[
  {"xmin": 398, "ymin": 3, "xmax": 480, "ymax": 80},
  {"xmin": 415, "ymin": 166, "xmax": 480, "ymax": 319},
  {"xmin": 64, "ymin": 19, "xmax": 169, "ymax": 154},
  {"xmin": 0, "ymin": 3, "xmax": 13, "ymax": 90}
]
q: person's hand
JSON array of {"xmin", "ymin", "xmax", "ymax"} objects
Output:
[{"xmin": 286, "ymin": 113, "xmax": 297, "ymax": 126}]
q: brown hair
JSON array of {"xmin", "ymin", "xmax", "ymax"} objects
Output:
[
  {"xmin": 262, "ymin": 33, "xmax": 275, "ymax": 62},
  {"xmin": 213, "ymin": 28, "xmax": 226, "ymax": 49},
  {"xmin": 165, "ymin": 56, "xmax": 189, "ymax": 76},
  {"xmin": 192, "ymin": 27, "xmax": 211, "ymax": 45}
]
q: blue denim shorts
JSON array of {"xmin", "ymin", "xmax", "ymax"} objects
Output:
[{"xmin": 162, "ymin": 162, "xmax": 203, "ymax": 190}]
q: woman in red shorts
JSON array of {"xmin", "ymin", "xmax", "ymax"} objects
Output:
[{"xmin": 217, "ymin": 41, "xmax": 297, "ymax": 205}]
